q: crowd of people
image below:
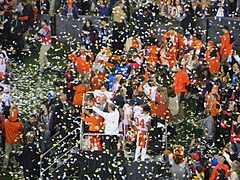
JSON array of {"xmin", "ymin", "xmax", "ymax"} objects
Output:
[{"xmin": 0, "ymin": 0, "xmax": 240, "ymax": 179}]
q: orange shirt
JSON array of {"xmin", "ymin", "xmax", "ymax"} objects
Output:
[
  {"xmin": 192, "ymin": 39, "xmax": 202, "ymax": 51},
  {"xmin": 172, "ymin": 70, "xmax": 190, "ymax": 94},
  {"xmin": 166, "ymin": 46, "xmax": 177, "ymax": 68},
  {"xmin": 206, "ymin": 92, "xmax": 220, "ymax": 116},
  {"xmin": 205, "ymin": 49, "xmax": 220, "ymax": 73},
  {"xmin": 209, "ymin": 163, "xmax": 229, "ymax": 180},
  {"xmin": 3, "ymin": 119, "xmax": 22, "ymax": 144},
  {"xmin": 162, "ymin": 32, "xmax": 185, "ymax": 52},
  {"xmin": 69, "ymin": 51, "xmax": 94, "ymax": 73},
  {"xmin": 206, "ymin": 92, "xmax": 220, "ymax": 104},
  {"xmin": 82, "ymin": 113, "xmax": 103, "ymax": 132},
  {"xmin": 145, "ymin": 45, "xmax": 158, "ymax": 63},
  {"xmin": 92, "ymin": 74, "xmax": 105, "ymax": 90},
  {"xmin": 220, "ymin": 33, "xmax": 233, "ymax": 57},
  {"xmin": 131, "ymin": 38, "xmax": 140, "ymax": 49},
  {"xmin": 72, "ymin": 85, "xmax": 89, "ymax": 106},
  {"xmin": 154, "ymin": 101, "xmax": 167, "ymax": 119},
  {"xmin": 206, "ymin": 101, "xmax": 220, "ymax": 117}
]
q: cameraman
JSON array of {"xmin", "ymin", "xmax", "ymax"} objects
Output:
[
  {"xmin": 34, "ymin": 19, "xmax": 51, "ymax": 73},
  {"xmin": 209, "ymin": 155, "xmax": 229, "ymax": 180}
]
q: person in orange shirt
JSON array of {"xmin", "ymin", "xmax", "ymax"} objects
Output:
[
  {"xmin": 2, "ymin": 106, "xmax": 22, "ymax": 169},
  {"xmin": 205, "ymin": 85, "xmax": 220, "ymax": 106},
  {"xmin": 162, "ymin": 26, "xmax": 185, "ymax": 56},
  {"xmin": 172, "ymin": 63, "xmax": 190, "ymax": 95},
  {"xmin": 91, "ymin": 70, "xmax": 106, "ymax": 90},
  {"xmin": 159, "ymin": 39, "xmax": 177, "ymax": 69},
  {"xmin": 125, "ymin": 32, "xmax": 142, "ymax": 53},
  {"xmin": 172, "ymin": 63, "xmax": 190, "ymax": 120},
  {"xmin": 220, "ymin": 26, "xmax": 234, "ymax": 65},
  {"xmin": 209, "ymin": 155, "xmax": 229, "ymax": 180},
  {"xmin": 205, "ymin": 40, "xmax": 220, "ymax": 73},
  {"xmin": 144, "ymin": 43, "xmax": 158, "ymax": 65},
  {"xmin": 72, "ymin": 79, "xmax": 89, "ymax": 107},
  {"xmin": 205, "ymin": 93, "xmax": 221, "ymax": 118},
  {"xmin": 192, "ymin": 33, "xmax": 203, "ymax": 57},
  {"xmin": 82, "ymin": 108, "xmax": 103, "ymax": 150},
  {"xmin": 68, "ymin": 44, "xmax": 94, "ymax": 82}
]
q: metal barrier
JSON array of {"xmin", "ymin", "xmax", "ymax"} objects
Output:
[
  {"xmin": 36, "ymin": 14, "xmax": 240, "ymax": 45},
  {"xmin": 40, "ymin": 122, "xmax": 82, "ymax": 180},
  {"xmin": 154, "ymin": 16, "xmax": 240, "ymax": 45},
  {"xmin": 40, "ymin": 140, "xmax": 81, "ymax": 179},
  {"xmin": 207, "ymin": 17, "xmax": 240, "ymax": 45}
]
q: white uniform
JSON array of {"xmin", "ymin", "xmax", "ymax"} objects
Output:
[
  {"xmin": 122, "ymin": 104, "xmax": 133, "ymax": 125},
  {"xmin": 0, "ymin": 84, "xmax": 11, "ymax": 110},
  {"xmin": 0, "ymin": 93, "xmax": 11, "ymax": 112},
  {"xmin": 134, "ymin": 113, "xmax": 151, "ymax": 132},
  {"xmin": 133, "ymin": 105, "xmax": 143, "ymax": 118},
  {"xmin": 134, "ymin": 113, "xmax": 152, "ymax": 161},
  {"xmin": 112, "ymin": 82, "xmax": 120, "ymax": 95},
  {"xmin": 94, "ymin": 90, "xmax": 113, "ymax": 103},
  {"xmin": 143, "ymin": 83, "xmax": 157, "ymax": 101},
  {"xmin": 92, "ymin": 52, "xmax": 109, "ymax": 72},
  {"xmin": 0, "ymin": 50, "xmax": 8, "ymax": 73}
]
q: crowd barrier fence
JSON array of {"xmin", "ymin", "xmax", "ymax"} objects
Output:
[{"xmin": 36, "ymin": 15, "xmax": 240, "ymax": 45}]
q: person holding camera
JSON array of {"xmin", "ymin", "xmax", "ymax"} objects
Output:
[
  {"xmin": 209, "ymin": 155, "xmax": 229, "ymax": 180},
  {"xmin": 82, "ymin": 108, "xmax": 103, "ymax": 150},
  {"xmin": 34, "ymin": 19, "xmax": 51, "ymax": 73},
  {"xmin": 68, "ymin": 44, "xmax": 94, "ymax": 83}
]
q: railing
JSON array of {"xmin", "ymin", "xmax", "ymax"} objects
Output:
[
  {"xmin": 40, "ymin": 117, "xmax": 82, "ymax": 180},
  {"xmin": 36, "ymin": 14, "xmax": 240, "ymax": 45},
  {"xmin": 40, "ymin": 139, "xmax": 81, "ymax": 179}
]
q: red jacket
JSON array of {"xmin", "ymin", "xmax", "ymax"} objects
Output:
[
  {"xmin": 41, "ymin": 26, "xmax": 52, "ymax": 44},
  {"xmin": 162, "ymin": 32, "xmax": 185, "ymax": 53},
  {"xmin": 230, "ymin": 120, "xmax": 240, "ymax": 143},
  {"xmin": 3, "ymin": 118, "xmax": 22, "ymax": 144},
  {"xmin": 172, "ymin": 70, "xmax": 190, "ymax": 94},
  {"xmin": 69, "ymin": 51, "xmax": 94, "ymax": 73}
]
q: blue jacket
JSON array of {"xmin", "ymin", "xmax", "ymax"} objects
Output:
[
  {"xmin": 98, "ymin": 5, "xmax": 110, "ymax": 16},
  {"xmin": 61, "ymin": 4, "xmax": 78, "ymax": 16}
]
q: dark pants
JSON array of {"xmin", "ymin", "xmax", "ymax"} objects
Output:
[
  {"xmin": 63, "ymin": 87, "xmax": 75, "ymax": 103},
  {"xmin": 102, "ymin": 135, "xmax": 118, "ymax": 150},
  {"xmin": 195, "ymin": 96, "xmax": 205, "ymax": 115},
  {"xmin": 10, "ymin": 36, "xmax": 24, "ymax": 62},
  {"xmin": 219, "ymin": 128, "xmax": 230, "ymax": 147},
  {"xmin": 0, "ymin": 136, "xmax": 5, "ymax": 153}
]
